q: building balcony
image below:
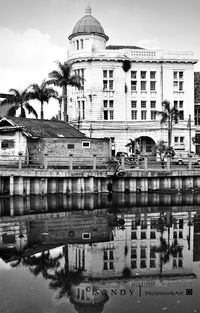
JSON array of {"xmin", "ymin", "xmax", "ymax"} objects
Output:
[
  {"xmin": 173, "ymin": 91, "xmax": 184, "ymax": 99},
  {"xmin": 141, "ymin": 91, "xmax": 147, "ymax": 98},
  {"xmin": 150, "ymin": 91, "xmax": 157, "ymax": 98},
  {"xmin": 103, "ymin": 90, "xmax": 114, "ymax": 98},
  {"xmin": 75, "ymin": 91, "xmax": 85, "ymax": 99},
  {"xmin": 131, "ymin": 91, "xmax": 137, "ymax": 98}
]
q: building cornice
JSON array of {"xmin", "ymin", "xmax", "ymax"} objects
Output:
[{"xmin": 68, "ymin": 56, "xmax": 198, "ymax": 65}]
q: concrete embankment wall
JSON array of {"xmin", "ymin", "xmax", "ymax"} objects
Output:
[{"xmin": 0, "ymin": 169, "xmax": 200, "ymax": 196}]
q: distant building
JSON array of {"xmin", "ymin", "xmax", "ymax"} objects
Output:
[
  {"xmin": 0, "ymin": 117, "xmax": 111, "ymax": 166},
  {"xmin": 66, "ymin": 6, "xmax": 198, "ymax": 155}
]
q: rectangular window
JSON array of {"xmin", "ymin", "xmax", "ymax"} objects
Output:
[
  {"xmin": 141, "ymin": 231, "xmax": 146, "ymax": 239},
  {"xmin": 82, "ymin": 141, "xmax": 90, "ymax": 148},
  {"xmin": 1, "ymin": 140, "xmax": 15, "ymax": 150},
  {"xmin": 82, "ymin": 100, "xmax": 85, "ymax": 119},
  {"xmin": 179, "ymin": 101, "xmax": 183, "ymax": 108},
  {"xmin": 140, "ymin": 260, "xmax": 146, "ymax": 268},
  {"xmin": 103, "ymin": 70, "xmax": 114, "ymax": 90},
  {"xmin": 179, "ymin": 111, "xmax": 184, "ymax": 120},
  {"xmin": 150, "ymin": 249, "xmax": 156, "ymax": 258},
  {"xmin": 103, "ymin": 70, "xmax": 107, "ymax": 78},
  {"xmin": 76, "ymin": 40, "xmax": 79, "ymax": 50},
  {"xmin": 174, "ymin": 136, "xmax": 179, "ymax": 143},
  {"xmin": 150, "ymin": 260, "xmax": 156, "ymax": 268},
  {"xmin": 109, "ymin": 100, "xmax": 114, "ymax": 108},
  {"xmin": 150, "ymin": 101, "xmax": 156, "ymax": 108},
  {"xmin": 141, "ymin": 101, "xmax": 146, "ymax": 108},
  {"xmin": 179, "ymin": 71, "xmax": 184, "ymax": 79},
  {"xmin": 131, "ymin": 248, "xmax": 137, "ymax": 259},
  {"xmin": 109, "ymin": 70, "xmax": 113, "ymax": 78},
  {"xmin": 131, "ymin": 71, "xmax": 137, "ymax": 79},
  {"xmin": 109, "ymin": 110, "xmax": 114, "ymax": 120},
  {"xmin": 151, "ymin": 111, "xmax": 156, "ymax": 120},
  {"xmin": 67, "ymin": 144, "xmax": 75, "ymax": 149},
  {"xmin": 140, "ymin": 248, "xmax": 146, "ymax": 258},
  {"xmin": 141, "ymin": 81, "xmax": 146, "ymax": 91},
  {"xmin": 150, "ymin": 231, "xmax": 156, "ymax": 239},
  {"xmin": 131, "ymin": 110, "xmax": 137, "ymax": 120},
  {"xmin": 179, "ymin": 81, "xmax": 183, "ymax": 91},
  {"xmin": 131, "ymin": 100, "xmax": 137, "ymax": 108},
  {"xmin": 82, "ymin": 233, "xmax": 91, "ymax": 239},
  {"xmin": 141, "ymin": 71, "xmax": 146, "ymax": 79},
  {"xmin": 180, "ymin": 136, "xmax": 184, "ymax": 143},
  {"xmin": 141, "ymin": 110, "xmax": 147, "ymax": 120},
  {"xmin": 174, "ymin": 100, "xmax": 178, "ymax": 108},
  {"xmin": 131, "ymin": 81, "xmax": 137, "ymax": 91},
  {"xmin": 150, "ymin": 71, "xmax": 156, "ymax": 79},
  {"xmin": 131, "ymin": 231, "xmax": 137, "ymax": 239},
  {"xmin": 131, "ymin": 260, "xmax": 137, "ymax": 269},
  {"xmin": 80, "ymin": 39, "xmax": 84, "ymax": 49},
  {"xmin": 103, "ymin": 100, "xmax": 114, "ymax": 120},
  {"xmin": 173, "ymin": 71, "xmax": 184, "ymax": 92},
  {"xmin": 103, "ymin": 80, "xmax": 108, "ymax": 90},
  {"xmin": 75, "ymin": 68, "xmax": 85, "ymax": 90},
  {"xmin": 109, "ymin": 80, "xmax": 114, "ymax": 90},
  {"xmin": 174, "ymin": 71, "xmax": 178, "ymax": 79},
  {"xmin": 150, "ymin": 81, "xmax": 156, "ymax": 91}
]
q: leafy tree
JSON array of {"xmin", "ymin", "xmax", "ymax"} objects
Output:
[
  {"xmin": 0, "ymin": 88, "xmax": 38, "ymax": 118},
  {"xmin": 48, "ymin": 61, "xmax": 82, "ymax": 122},
  {"xmin": 28, "ymin": 80, "xmax": 58, "ymax": 119},
  {"xmin": 156, "ymin": 100, "xmax": 182, "ymax": 148},
  {"xmin": 194, "ymin": 72, "xmax": 200, "ymax": 103}
]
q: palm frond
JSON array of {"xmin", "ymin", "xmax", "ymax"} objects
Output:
[
  {"xmin": 25, "ymin": 103, "xmax": 38, "ymax": 118},
  {"xmin": 6, "ymin": 105, "xmax": 18, "ymax": 117}
]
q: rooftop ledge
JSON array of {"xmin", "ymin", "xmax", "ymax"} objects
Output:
[{"xmin": 68, "ymin": 49, "xmax": 198, "ymax": 63}]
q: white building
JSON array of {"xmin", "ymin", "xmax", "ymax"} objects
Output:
[{"xmin": 66, "ymin": 5, "xmax": 198, "ymax": 155}]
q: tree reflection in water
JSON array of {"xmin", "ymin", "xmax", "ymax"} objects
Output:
[
  {"xmin": 11, "ymin": 250, "xmax": 63, "ymax": 280},
  {"xmin": 153, "ymin": 213, "xmax": 183, "ymax": 274},
  {"xmin": 48, "ymin": 267, "xmax": 83, "ymax": 299}
]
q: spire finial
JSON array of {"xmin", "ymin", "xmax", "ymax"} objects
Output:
[{"xmin": 85, "ymin": 4, "xmax": 92, "ymax": 15}]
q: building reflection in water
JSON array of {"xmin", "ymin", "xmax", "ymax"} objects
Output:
[{"xmin": 0, "ymin": 193, "xmax": 200, "ymax": 312}]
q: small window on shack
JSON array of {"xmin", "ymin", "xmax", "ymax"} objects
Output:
[
  {"xmin": 82, "ymin": 141, "xmax": 90, "ymax": 148},
  {"xmin": 67, "ymin": 144, "xmax": 75, "ymax": 149},
  {"xmin": 1, "ymin": 140, "xmax": 15, "ymax": 150}
]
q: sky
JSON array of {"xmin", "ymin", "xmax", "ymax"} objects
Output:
[{"xmin": 0, "ymin": 0, "xmax": 200, "ymax": 118}]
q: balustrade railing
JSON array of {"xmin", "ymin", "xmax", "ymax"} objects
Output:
[{"xmin": 0, "ymin": 153, "xmax": 199, "ymax": 171}]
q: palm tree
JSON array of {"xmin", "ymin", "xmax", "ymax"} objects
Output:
[
  {"xmin": 126, "ymin": 138, "xmax": 140, "ymax": 155},
  {"xmin": 156, "ymin": 100, "xmax": 182, "ymax": 148},
  {"xmin": 48, "ymin": 61, "xmax": 82, "ymax": 122},
  {"xmin": 154, "ymin": 237, "xmax": 183, "ymax": 274},
  {"xmin": 0, "ymin": 88, "xmax": 38, "ymax": 118},
  {"xmin": 152, "ymin": 140, "xmax": 167, "ymax": 159},
  {"xmin": 28, "ymin": 80, "xmax": 58, "ymax": 119}
]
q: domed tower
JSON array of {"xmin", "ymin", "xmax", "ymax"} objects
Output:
[{"xmin": 68, "ymin": 5, "xmax": 109, "ymax": 57}]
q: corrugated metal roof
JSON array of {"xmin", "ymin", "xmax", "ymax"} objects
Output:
[{"xmin": 0, "ymin": 117, "xmax": 86, "ymax": 138}]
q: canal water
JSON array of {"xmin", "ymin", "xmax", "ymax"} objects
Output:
[{"xmin": 0, "ymin": 193, "xmax": 200, "ymax": 313}]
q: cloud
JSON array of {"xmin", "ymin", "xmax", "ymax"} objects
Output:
[
  {"xmin": 136, "ymin": 39, "xmax": 160, "ymax": 50},
  {"xmin": 0, "ymin": 28, "xmax": 67, "ymax": 118},
  {"xmin": 0, "ymin": 28, "xmax": 66, "ymax": 90}
]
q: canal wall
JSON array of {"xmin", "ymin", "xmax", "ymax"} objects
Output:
[{"xmin": 1, "ymin": 169, "xmax": 200, "ymax": 195}]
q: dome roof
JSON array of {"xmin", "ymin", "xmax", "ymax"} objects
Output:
[{"xmin": 68, "ymin": 6, "xmax": 109, "ymax": 41}]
